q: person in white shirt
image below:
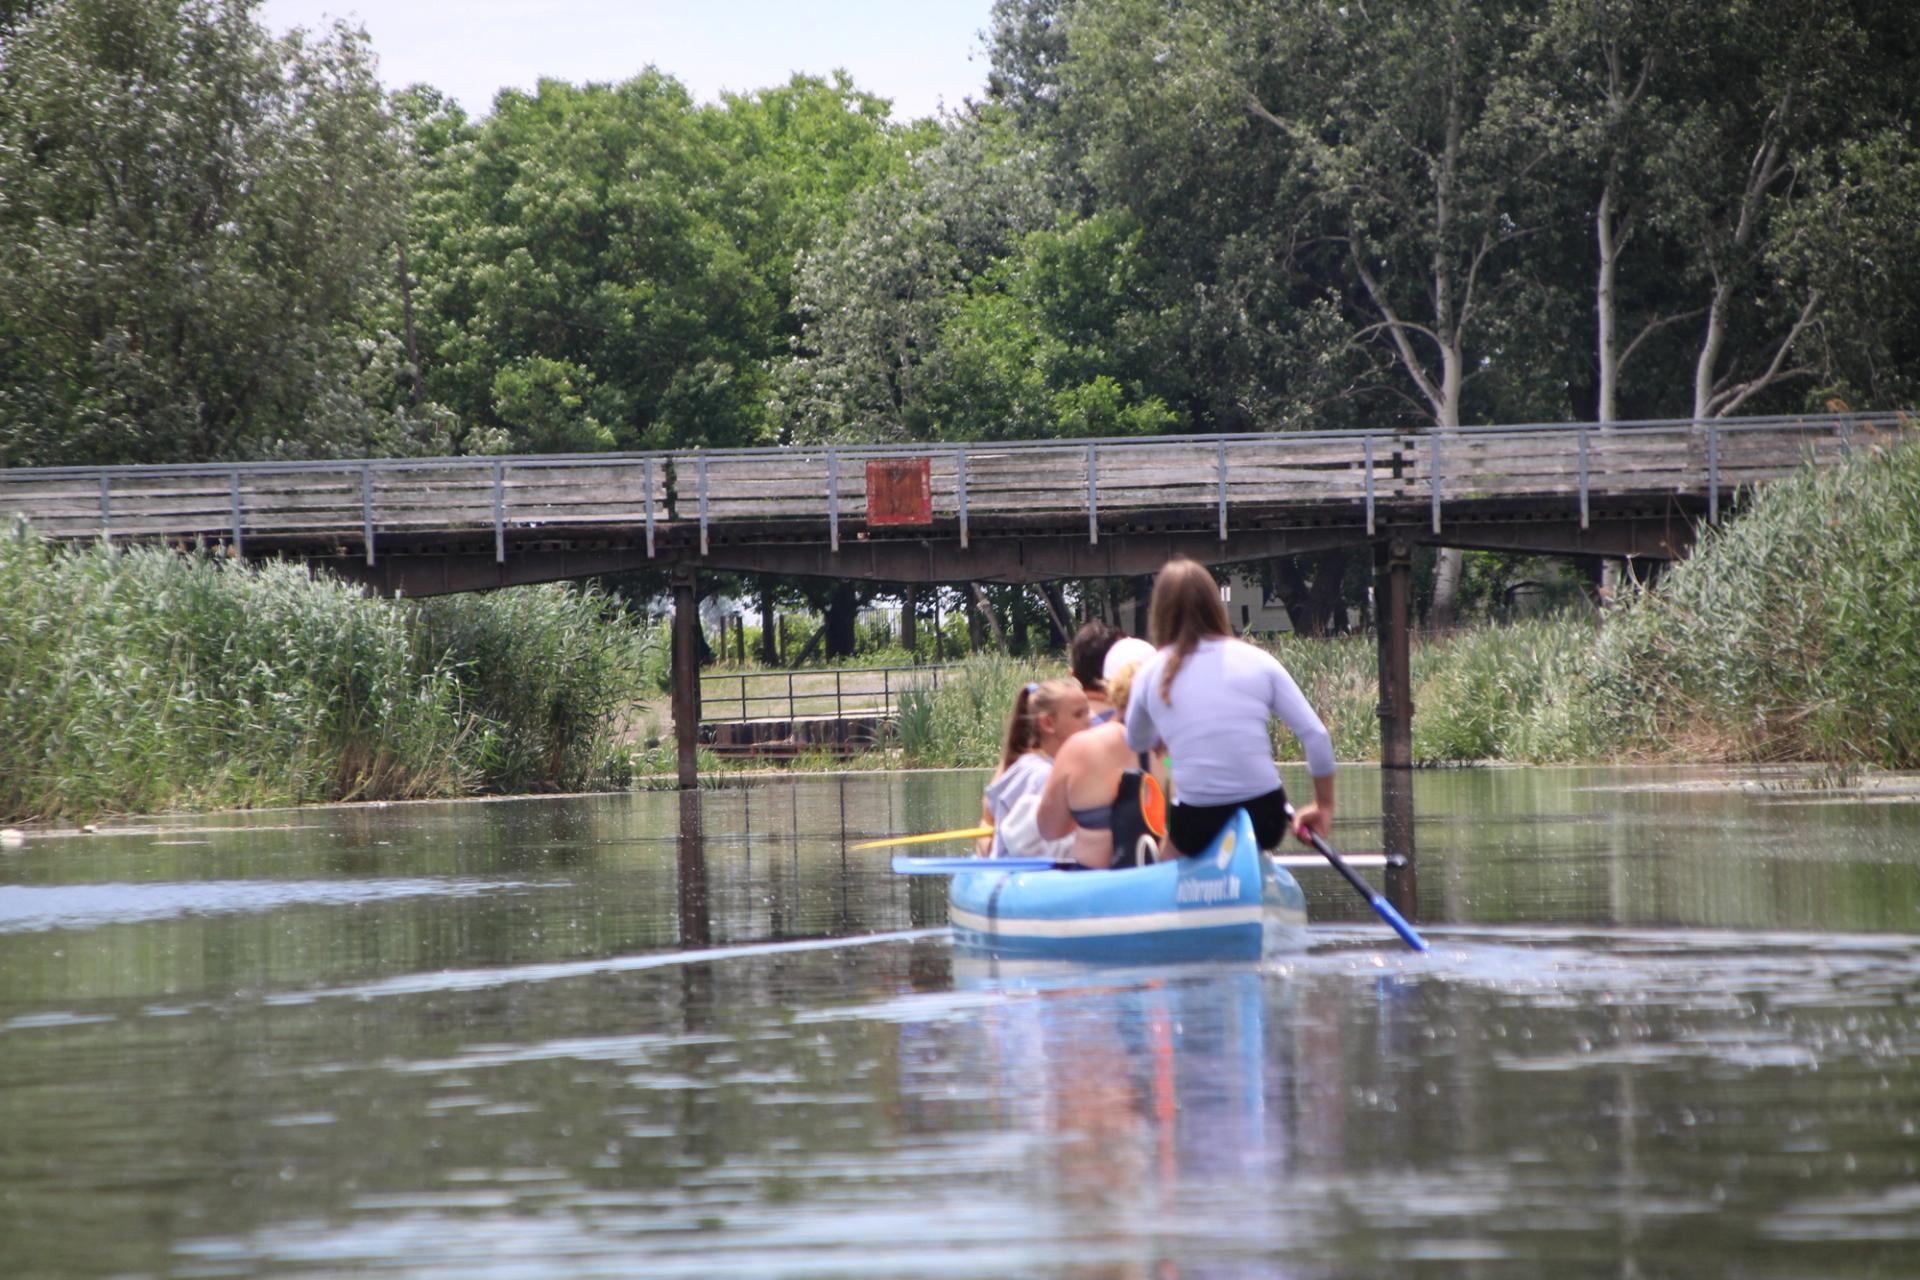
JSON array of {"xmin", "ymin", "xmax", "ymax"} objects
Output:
[{"xmin": 1124, "ymin": 558, "xmax": 1335, "ymax": 856}]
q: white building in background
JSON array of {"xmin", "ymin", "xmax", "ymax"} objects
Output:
[{"xmin": 1112, "ymin": 569, "xmax": 1297, "ymax": 637}]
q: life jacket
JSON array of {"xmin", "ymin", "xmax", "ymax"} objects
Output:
[{"xmin": 1108, "ymin": 753, "xmax": 1162, "ymax": 870}]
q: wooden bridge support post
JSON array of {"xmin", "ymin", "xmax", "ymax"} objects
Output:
[
  {"xmin": 676, "ymin": 789, "xmax": 710, "ymax": 946},
  {"xmin": 1375, "ymin": 539, "xmax": 1418, "ymax": 916},
  {"xmin": 672, "ymin": 568, "xmax": 701, "ymax": 790}
]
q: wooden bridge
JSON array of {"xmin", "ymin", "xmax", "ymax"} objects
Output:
[
  {"xmin": 5, "ymin": 409, "xmax": 1908, "ymax": 902},
  {"xmin": 3, "ymin": 412, "xmax": 1903, "ymax": 595}
]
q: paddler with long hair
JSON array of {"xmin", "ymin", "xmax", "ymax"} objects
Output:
[
  {"xmin": 975, "ymin": 675, "xmax": 1090, "ymax": 858},
  {"xmin": 1124, "ymin": 558, "xmax": 1335, "ymax": 856}
]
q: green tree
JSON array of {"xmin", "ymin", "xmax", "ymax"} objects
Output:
[
  {"xmin": 924, "ymin": 212, "xmax": 1178, "ymax": 440},
  {"xmin": 406, "ymin": 73, "xmax": 769, "ymax": 453},
  {"xmin": 775, "ymin": 108, "xmax": 1063, "ymax": 442},
  {"xmin": 403, "ymin": 70, "xmax": 919, "ymax": 455},
  {"xmin": 0, "ymin": 0, "xmax": 405, "ymax": 465}
]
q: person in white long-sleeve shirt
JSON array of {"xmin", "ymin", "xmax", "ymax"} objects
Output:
[{"xmin": 1124, "ymin": 558, "xmax": 1335, "ymax": 856}]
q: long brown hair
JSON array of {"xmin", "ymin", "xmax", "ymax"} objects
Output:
[
  {"xmin": 998, "ymin": 676, "xmax": 1082, "ymax": 772},
  {"xmin": 1148, "ymin": 558, "xmax": 1230, "ymax": 707}
]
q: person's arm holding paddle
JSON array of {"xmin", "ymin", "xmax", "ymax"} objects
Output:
[{"xmin": 1265, "ymin": 657, "xmax": 1335, "ymax": 845}]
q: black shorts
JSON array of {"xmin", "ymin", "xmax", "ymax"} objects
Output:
[{"xmin": 1167, "ymin": 786, "xmax": 1289, "ymax": 857}]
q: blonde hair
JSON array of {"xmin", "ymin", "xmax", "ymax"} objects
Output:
[
  {"xmin": 1149, "ymin": 558, "xmax": 1230, "ymax": 707},
  {"xmin": 1106, "ymin": 659, "xmax": 1144, "ymax": 719},
  {"xmin": 998, "ymin": 676, "xmax": 1082, "ymax": 772}
]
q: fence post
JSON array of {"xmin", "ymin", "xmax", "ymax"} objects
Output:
[
  {"xmin": 698, "ymin": 456, "xmax": 710, "ymax": 556},
  {"xmin": 957, "ymin": 446, "xmax": 969, "ymax": 549},
  {"xmin": 828, "ymin": 448, "xmax": 840, "ymax": 553},
  {"xmin": 1363, "ymin": 437, "xmax": 1375, "ymax": 537},
  {"xmin": 229, "ymin": 472, "xmax": 245, "ymax": 559},
  {"xmin": 1087, "ymin": 442, "xmax": 1099, "ymax": 544},
  {"xmin": 1708, "ymin": 423, "xmax": 1720, "ymax": 525},
  {"xmin": 1578, "ymin": 425, "xmax": 1590, "ymax": 530},
  {"xmin": 1429, "ymin": 433, "xmax": 1443, "ymax": 534},
  {"xmin": 492, "ymin": 460, "xmax": 506, "ymax": 563},
  {"xmin": 99, "ymin": 474, "xmax": 111, "ymax": 543},
  {"xmin": 643, "ymin": 457, "xmax": 656, "ymax": 558},
  {"xmin": 1216, "ymin": 439, "xmax": 1228, "ymax": 541},
  {"xmin": 362, "ymin": 465, "xmax": 376, "ymax": 565}
]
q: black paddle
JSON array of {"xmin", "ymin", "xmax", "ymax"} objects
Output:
[{"xmin": 1286, "ymin": 804, "xmax": 1429, "ymax": 953}]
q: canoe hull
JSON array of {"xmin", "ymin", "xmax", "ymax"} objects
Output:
[{"xmin": 948, "ymin": 808, "xmax": 1307, "ymax": 963}]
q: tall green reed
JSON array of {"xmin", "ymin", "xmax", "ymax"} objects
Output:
[
  {"xmin": 0, "ymin": 524, "xmax": 650, "ymax": 822},
  {"xmin": 1582, "ymin": 432, "xmax": 1920, "ymax": 766}
]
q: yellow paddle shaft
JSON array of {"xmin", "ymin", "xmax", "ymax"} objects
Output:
[{"xmin": 848, "ymin": 825, "xmax": 993, "ymax": 851}]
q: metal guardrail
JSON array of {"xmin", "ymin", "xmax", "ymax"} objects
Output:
[
  {"xmin": 698, "ymin": 663, "xmax": 953, "ymax": 724},
  {"xmin": 0, "ymin": 412, "xmax": 1908, "ymax": 561}
]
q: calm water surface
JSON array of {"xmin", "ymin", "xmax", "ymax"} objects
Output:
[{"xmin": 2, "ymin": 767, "xmax": 1918, "ymax": 1278}]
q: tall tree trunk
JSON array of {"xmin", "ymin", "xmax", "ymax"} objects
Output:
[
  {"xmin": 1692, "ymin": 272, "xmax": 1736, "ymax": 421},
  {"xmin": 1597, "ymin": 180, "xmax": 1621, "ymax": 425},
  {"xmin": 1132, "ymin": 575, "xmax": 1151, "ymax": 638},
  {"xmin": 900, "ymin": 585, "xmax": 918, "ymax": 653},
  {"xmin": 758, "ymin": 577, "xmax": 779, "ymax": 665},
  {"xmin": 1306, "ymin": 549, "xmax": 1349, "ymax": 635},
  {"xmin": 1429, "ymin": 549, "xmax": 1464, "ymax": 631},
  {"xmin": 1273, "ymin": 551, "xmax": 1350, "ymax": 637},
  {"xmin": 824, "ymin": 582, "xmax": 858, "ymax": 658},
  {"xmin": 968, "ymin": 582, "xmax": 1004, "ymax": 651},
  {"xmin": 1037, "ymin": 583, "xmax": 1071, "ymax": 650}
]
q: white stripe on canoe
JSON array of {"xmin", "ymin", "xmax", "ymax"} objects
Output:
[{"xmin": 948, "ymin": 902, "xmax": 1267, "ymax": 939}]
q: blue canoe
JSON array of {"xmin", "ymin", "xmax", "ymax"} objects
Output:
[{"xmin": 948, "ymin": 808, "xmax": 1308, "ymax": 963}]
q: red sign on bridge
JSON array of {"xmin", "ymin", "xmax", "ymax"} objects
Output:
[{"xmin": 865, "ymin": 458, "xmax": 932, "ymax": 525}]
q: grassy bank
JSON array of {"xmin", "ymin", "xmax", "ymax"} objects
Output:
[{"xmin": 1, "ymin": 526, "xmax": 645, "ymax": 823}]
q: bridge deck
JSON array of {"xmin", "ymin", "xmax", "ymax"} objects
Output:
[{"xmin": 2, "ymin": 414, "xmax": 1907, "ymax": 588}]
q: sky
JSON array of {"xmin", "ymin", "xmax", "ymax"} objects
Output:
[{"xmin": 255, "ymin": 0, "xmax": 998, "ymax": 121}]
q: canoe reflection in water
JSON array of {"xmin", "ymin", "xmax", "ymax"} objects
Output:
[{"xmin": 898, "ymin": 961, "xmax": 1383, "ymax": 1279}]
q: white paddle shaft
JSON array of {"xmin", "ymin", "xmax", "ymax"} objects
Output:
[{"xmin": 1270, "ymin": 853, "xmax": 1388, "ymax": 869}]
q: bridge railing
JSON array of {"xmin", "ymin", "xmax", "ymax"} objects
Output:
[
  {"xmin": 0, "ymin": 411, "xmax": 1907, "ymax": 558},
  {"xmin": 698, "ymin": 663, "xmax": 952, "ymax": 724},
  {"xmin": 0, "ymin": 455, "xmax": 669, "ymax": 563}
]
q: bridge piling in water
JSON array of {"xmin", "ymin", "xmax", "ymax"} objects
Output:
[
  {"xmin": 1374, "ymin": 540, "xmax": 1420, "ymax": 915},
  {"xmin": 672, "ymin": 569, "xmax": 701, "ymax": 789}
]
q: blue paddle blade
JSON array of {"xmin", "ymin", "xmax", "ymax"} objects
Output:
[
  {"xmin": 1368, "ymin": 894, "xmax": 1431, "ymax": 953},
  {"xmin": 890, "ymin": 855, "xmax": 1062, "ymax": 875}
]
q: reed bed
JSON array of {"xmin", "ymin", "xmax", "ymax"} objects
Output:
[
  {"xmin": 1584, "ymin": 431, "xmax": 1920, "ymax": 767},
  {"xmin": 1, "ymin": 525, "xmax": 643, "ymax": 822},
  {"xmin": 890, "ymin": 624, "xmax": 1611, "ymax": 770}
]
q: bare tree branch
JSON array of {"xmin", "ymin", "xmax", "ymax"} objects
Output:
[
  {"xmin": 1711, "ymin": 291, "xmax": 1823, "ymax": 417},
  {"xmin": 1619, "ymin": 308, "xmax": 1705, "ymax": 371}
]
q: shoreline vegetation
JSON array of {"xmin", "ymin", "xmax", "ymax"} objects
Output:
[{"xmin": 7, "ymin": 437, "xmax": 1920, "ymax": 825}]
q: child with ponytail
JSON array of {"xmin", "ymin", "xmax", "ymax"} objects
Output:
[{"xmin": 977, "ymin": 676, "xmax": 1090, "ymax": 858}]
